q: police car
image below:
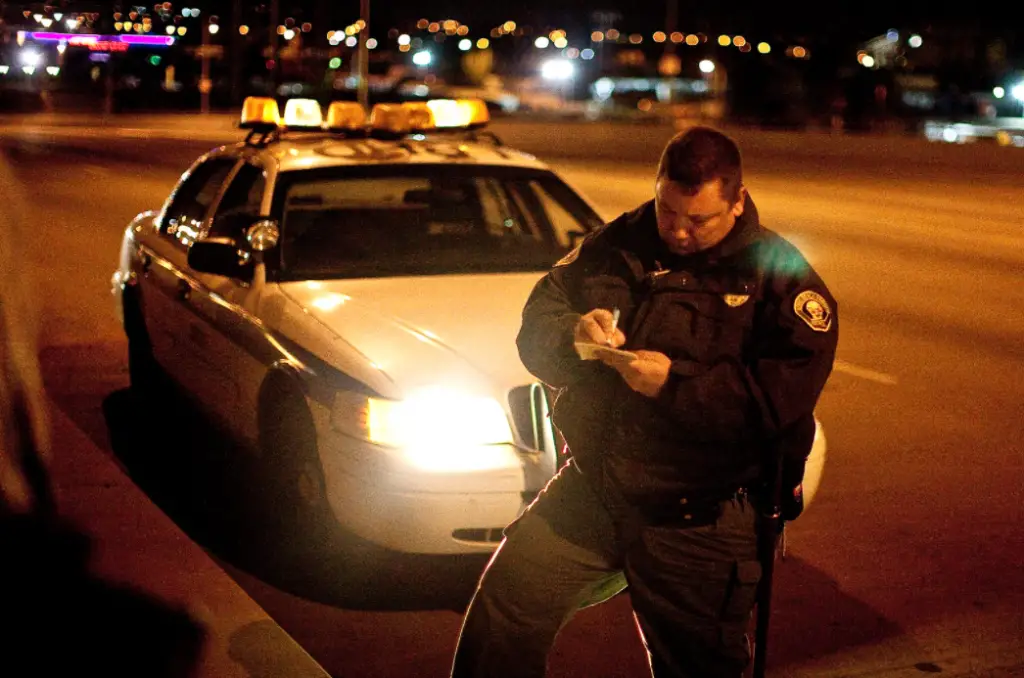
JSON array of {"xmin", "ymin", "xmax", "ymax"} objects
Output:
[{"xmin": 111, "ymin": 97, "xmax": 827, "ymax": 554}]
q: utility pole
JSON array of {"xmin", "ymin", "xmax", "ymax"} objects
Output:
[
  {"xmin": 200, "ymin": 19, "xmax": 211, "ymax": 113},
  {"xmin": 231, "ymin": 0, "xmax": 242, "ymax": 104},
  {"xmin": 357, "ymin": 0, "xmax": 369, "ymax": 110},
  {"xmin": 269, "ymin": 0, "xmax": 279, "ymax": 94},
  {"xmin": 665, "ymin": 0, "xmax": 678, "ymax": 54}
]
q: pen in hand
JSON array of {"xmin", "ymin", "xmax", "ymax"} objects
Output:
[{"xmin": 608, "ymin": 307, "xmax": 620, "ymax": 346}]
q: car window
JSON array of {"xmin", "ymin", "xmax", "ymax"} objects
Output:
[
  {"xmin": 208, "ymin": 163, "xmax": 266, "ymax": 241},
  {"xmin": 162, "ymin": 158, "xmax": 237, "ymax": 247},
  {"xmin": 272, "ymin": 165, "xmax": 603, "ymax": 280}
]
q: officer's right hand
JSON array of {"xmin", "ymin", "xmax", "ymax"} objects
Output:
[{"xmin": 575, "ymin": 309, "xmax": 626, "ymax": 348}]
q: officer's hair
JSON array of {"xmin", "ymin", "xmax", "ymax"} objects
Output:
[{"xmin": 657, "ymin": 127, "xmax": 743, "ymax": 204}]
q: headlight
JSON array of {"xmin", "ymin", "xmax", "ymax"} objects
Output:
[{"xmin": 332, "ymin": 386, "xmax": 516, "ymax": 472}]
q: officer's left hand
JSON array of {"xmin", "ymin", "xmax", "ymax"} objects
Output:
[{"xmin": 605, "ymin": 349, "xmax": 671, "ymax": 398}]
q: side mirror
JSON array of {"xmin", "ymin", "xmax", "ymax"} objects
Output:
[
  {"xmin": 246, "ymin": 219, "xmax": 280, "ymax": 252},
  {"xmin": 187, "ymin": 239, "xmax": 252, "ymax": 279}
]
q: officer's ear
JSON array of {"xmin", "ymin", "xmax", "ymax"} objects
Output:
[{"xmin": 730, "ymin": 185, "xmax": 747, "ymax": 218}]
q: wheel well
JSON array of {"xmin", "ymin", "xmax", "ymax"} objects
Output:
[{"xmin": 257, "ymin": 367, "xmax": 314, "ymax": 446}]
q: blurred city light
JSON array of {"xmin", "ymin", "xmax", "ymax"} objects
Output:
[
  {"xmin": 554, "ymin": 37, "xmax": 568, "ymax": 48},
  {"xmin": 329, "ymin": 57, "xmax": 341, "ymax": 69},
  {"xmin": 581, "ymin": 48, "xmax": 595, "ymax": 60},
  {"xmin": 861, "ymin": 55, "xmax": 875, "ymax": 68},
  {"xmin": 758, "ymin": 42, "xmax": 770, "ymax": 53},
  {"xmin": 992, "ymin": 86, "xmax": 1005, "ymax": 99},
  {"xmin": 606, "ymin": 29, "xmax": 620, "ymax": 40},
  {"xmin": 718, "ymin": 35, "xmax": 730, "ymax": 46},
  {"xmin": 504, "ymin": 21, "xmax": 516, "ymax": 33},
  {"xmin": 56, "ymin": 42, "xmax": 67, "ymax": 54},
  {"xmin": 699, "ymin": 59, "xmax": 715, "ymax": 73},
  {"xmin": 1012, "ymin": 84, "xmax": 1024, "ymax": 102},
  {"xmin": 20, "ymin": 49, "xmax": 42, "ymax": 67},
  {"xmin": 476, "ymin": 38, "xmax": 490, "ymax": 49},
  {"xmin": 459, "ymin": 38, "xmax": 471, "ymax": 51},
  {"xmin": 535, "ymin": 36, "xmax": 550, "ymax": 48},
  {"xmin": 417, "ymin": 19, "xmax": 429, "ymax": 30},
  {"xmin": 685, "ymin": 34, "xmax": 699, "ymax": 46},
  {"xmin": 413, "ymin": 50, "xmax": 432, "ymax": 66},
  {"xmin": 66, "ymin": 19, "xmax": 80, "ymax": 30},
  {"xmin": 239, "ymin": 25, "xmax": 249, "ymax": 35},
  {"xmin": 0, "ymin": 66, "xmax": 8, "ymax": 75},
  {"xmin": 670, "ymin": 32, "xmax": 684, "ymax": 43},
  {"xmin": 541, "ymin": 59, "xmax": 574, "ymax": 80},
  {"xmin": 367, "ymin": 38, "xmax": 378, "ymax": 49},
  {"xmin": 208, "ymin": 23, "xmax": 219, "ymax": 35},
  {"xmin": 628, "ymin": 34, "xmax": 642, "ymax": 44},
  {"xmin": 166, "ymin": 26, "xmax": 175, "ymax": 35},
  {"xmin": 22, "ymin": 66, "xmax": 35, "ymax": 75},
  {"xmin": 177, "ymin": 26, "xmax": 187, "ymax": 36},
  {"xmin": 46, "ymin": 66, "xmax": 60, "ymax": 76},
  {"xmin": 908, "ymin": 34, "xmax": 923, "ymax": 48},
  {"xmin": 733, "ymin": 36, "xmax": 746, "ymax": 47},
  {"xmin": 653, "ymin": 31, "xmax": 666, "ymax": 43},
  {"xmin": 345, "ymin": 36, "xmax": 357, "ymax": 47},
  {"xmin": 284, "ymin": 28, "xmax": 295, "ymax": 40},
  {"xmin": 398, "ymin": 33, "xmax": 411, "ymax": 45},
  {"xmin": 886, "ymin": 29, "xmax": 899, "ymax": 41}
]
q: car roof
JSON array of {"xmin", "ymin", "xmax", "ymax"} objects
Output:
[{"xmin": 210, "ymin": 134, "xmax": 551, "ymax": 174}]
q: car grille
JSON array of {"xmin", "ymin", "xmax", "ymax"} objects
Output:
[{"xmin": 507, "ymin": 383, "xmax": 562, "ymax": 501}]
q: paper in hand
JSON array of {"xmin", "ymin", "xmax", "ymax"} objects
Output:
[{"xmin": 574, "ymin": 341, "xmax": 639, "ymax": 368}]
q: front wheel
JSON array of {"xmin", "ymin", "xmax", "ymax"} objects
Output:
[{"xmin": 258, "ymin": 389, "xmax": 332, "ymax": 547}]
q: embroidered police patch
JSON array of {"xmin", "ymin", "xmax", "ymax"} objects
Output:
[
  {"xmin": 794, "ymin": 290, "xmax": 832, "ymax": 332},
  {"xmin": 555, "ymin": 243, "xmax": 582, "ymax": 267},
  {"xmin": 723, "ymin": 294, "xmax": 750, "ymax": 307}
]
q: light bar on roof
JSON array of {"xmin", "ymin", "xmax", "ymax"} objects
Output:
[
  {"xmin": 282, "ymin": 98, "xmax": 324, "ymax": 128},
  {"xmin": 240, "ymin": 96, "xmax": 281, "ymax": 129},
  {"xmin": 325, "ymin": 101, "xmax": 367, "ymax": 131},
  {"xmin": 426, "ymin": 99, "xmax": 490, "ymax": 128},
  {"xmin": 370, "ymin": 103, "xmax": 427, "ymax": 135}
]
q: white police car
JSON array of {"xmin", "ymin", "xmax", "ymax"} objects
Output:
[{"xmin": 112, "ymin": 97, "xmax": 826, "ymax": 554}]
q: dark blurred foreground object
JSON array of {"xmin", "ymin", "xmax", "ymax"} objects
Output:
[{"xmin": 0, "ymin": 150, "xmax": 206, "ymax": 676}]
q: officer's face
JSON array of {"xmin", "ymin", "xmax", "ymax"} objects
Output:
[{"xmin": 655, "ymin": 178, "xmax": 746, "ymax": 255}]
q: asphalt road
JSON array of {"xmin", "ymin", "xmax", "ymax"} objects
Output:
[{"xmin": 3, "ymin": 127, "xmax": 1022, "ymax": 678}]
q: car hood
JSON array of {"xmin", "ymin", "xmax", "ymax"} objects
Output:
[{"xmin": 278, "ymin": 273, "xmax": 546, "ymax": 397}]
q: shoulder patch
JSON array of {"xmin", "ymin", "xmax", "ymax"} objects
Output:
[{"xmin": 793, "ymin": 290, "xmax": 832, "ymax": 332}]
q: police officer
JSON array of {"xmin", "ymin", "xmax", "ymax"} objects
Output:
[{"xmin": 451, "ymin": 127, "xmax": 838, "ymax": 677}]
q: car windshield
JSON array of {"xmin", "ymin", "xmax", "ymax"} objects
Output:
[{"xmin": 272, "ymin": 164, "xmax": 602, "ymax": 280}]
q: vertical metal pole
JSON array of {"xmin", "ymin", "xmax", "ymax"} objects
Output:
[
  {"xmin": 357, "ymin": 0, "xmax": 370, "ymax": 110},
  {"xmin": 665, "ymin": 0, "xmax": 678, "ymax": 54},
  {"xmin": 200, "ymin": 22, "xmax": 210, "ymax": 113},
  {"xmin": 231, "ymin": 0, "xmax": 242, "ymax": 104},
  {"xmin": 269, "ymin": 0, "xmax": 279, "ymax": 94}
]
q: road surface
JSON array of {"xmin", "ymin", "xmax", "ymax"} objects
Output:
[{"xmin": 3, "ymin": 126, "xmax": 1021, "ymax": 677}]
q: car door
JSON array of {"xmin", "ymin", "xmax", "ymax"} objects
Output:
[
  {"xmin": 136, "ymin": 157, "xmax": 239, "ymax": 397},
  {"xmin": 186, "ymin": 161, "xmax": 270, "ymax": 439}
]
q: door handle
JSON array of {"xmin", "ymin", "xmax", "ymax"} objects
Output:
[{"xmin": 177, "ymin": 279, "xmax": 192, "ymax": 302}]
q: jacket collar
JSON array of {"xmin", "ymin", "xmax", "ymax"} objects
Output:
[{"xmin": 611, "ymin": 194, "xmax": 764, "ymax": 267}]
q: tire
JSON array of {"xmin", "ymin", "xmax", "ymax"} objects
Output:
[
  {"xmin": 123, "ymin": 289, "xmax": 164, "ymax": 403},
  {"xmin": 258, "ymin": 383, "xmax": 332, "ymax": 546}
]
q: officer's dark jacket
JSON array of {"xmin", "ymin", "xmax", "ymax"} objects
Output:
[{"xmin": 516, "ymin": 196, "xmax": 838, "ymax": 506}]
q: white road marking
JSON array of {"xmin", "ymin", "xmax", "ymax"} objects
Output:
[{"xmin": 834, "ymin": 359, "xmax": 898, "ymax": 385}]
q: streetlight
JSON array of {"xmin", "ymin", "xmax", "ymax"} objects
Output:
[
  {"xmin": 540, "ymin": 59, "xmax": 574, "ymax": 80},
  {"xmin": 412, "ymin": 50, "xmax": 432, "ymax": 67},
  {"xmin": 699, "ymin": 59, "xmax": 715, "ymax": 73},
  {"xmin": 1011, "ymin": 83, "xmax": 1024, "ymax": 118}
]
